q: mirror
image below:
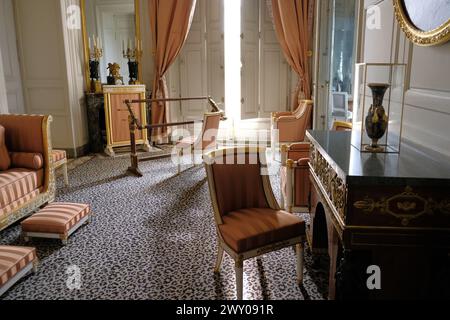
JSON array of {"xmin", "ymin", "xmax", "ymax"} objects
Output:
[
  {"xmin": 81, "ymin": 0, "xmax": 142, "ymax": 92},
  {"xmin": 393, "ymin": 0, "xmax": 450, "ymax": 46}
]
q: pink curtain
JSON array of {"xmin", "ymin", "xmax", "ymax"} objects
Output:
[
  {"xmin": 149, "ymin": 0, "xmax": 197, "ymax": 141},
  {"xmin": 268, "ymin": 0, "xmax": 315, "ymax": 109}
]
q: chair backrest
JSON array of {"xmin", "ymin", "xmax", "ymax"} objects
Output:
[
  {"xmin": 331, "ymin": 92, "xmax": 349, "ymax": 115},
  {"xmin": 292, "ymin": 100, "xmax": 313, "ymax": 140},
  {"xmin": 332, "ymin": 120, "xmax": 352, "ymax": 131},
  {"xmin": 196, "ymin": 112, "xmax": 223, "ymax": 151},
  {"xmin": 204, "ymin": 147, "xmax": 279, "ymax": 223}
]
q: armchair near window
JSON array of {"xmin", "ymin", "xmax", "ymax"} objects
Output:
[
  {"xmin": 331, "ymin": 92, "xmax": 352, "ymax": 122},
  {"xmin": 175, "ymin": 111, "xmax": 223, "ymax": 174},
  {"xmin": 280, "ymin": 143, "xmax": 311, "ymax": 213},
  {"xmin": 280, "ymin": 121, "xmax": 353, "ymax": 213},
  {"xmin": 271, "ymin": 100, "xmax": 313, "ymax": 160},
  {"xmin": 332, "ymin": 120, "xmax": 352, "ymax": 131},
  {"xmin": 204, "ymin": 147, "xmax": 306, "ymax": 300}
]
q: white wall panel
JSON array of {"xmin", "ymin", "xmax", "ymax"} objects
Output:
[
  {"xmin": 0, "ymin": 0, "xmax": 25, "ymax": 114},
  {"xmin": 362, "ymin": 0, "xmax": 450, "ymax": 157}
]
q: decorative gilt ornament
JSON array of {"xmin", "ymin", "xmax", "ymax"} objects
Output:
[{"xmin": 393, "ymin": 0, "xmax": 450, "ymax": 46}]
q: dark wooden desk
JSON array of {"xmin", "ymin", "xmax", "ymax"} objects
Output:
[{"xmin": 306, "ymin": 130, "xmax": 450, "ymax": 300}]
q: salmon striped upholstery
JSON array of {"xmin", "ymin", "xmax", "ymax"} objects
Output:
[
  {"xmin": 0, "ymin": 246, "xmax": 36, "ymax": 286},
  {"xmin": 218, "ymin": 208, "xmax": 305, "ymax": 253},
  {"xmin": 211, "ymin": 160, "xmax": 269, "ymax": 217},
  {"xmin": 280, "ymin": 161, "xmax": 310, "ymax": 207},
  {"xmin": 176, "ymin": 136, "xmax": 196, "ymax": 148},
  {"xmin": 52, "ymin": 150, "xmax": 67, "ymax": 164},
  {"xmin": 0, "ymin": 125, "xmax": 11, "ymax": 171},
  {"xmin": 0, "ymin": 190, "xmax": 40, "ymax": 219},
  {"xmin": 0, "ymin": 169, "xmax": 44, "ymax": 215},
  {"xmin": 9, "ymin": 152, "xmax": 44, "ymax": 170},
  {"xmin": 21, "ymin": 203, "xmax": 90, "ymax": 234},
  {"xmin": 176, "ymin": 112, "xmax": 222, "ymax": 150}
]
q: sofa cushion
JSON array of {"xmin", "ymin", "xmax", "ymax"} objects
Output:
[
  {"xmin": 218, "ymin": 208, "xmax": 305, "ymax": 253},
  {"xmin": 0, "ymin": 246, "xmax": 37, "ymax": 286},
  {"xmin": 0, "ymin": 168, "xmax": 44, "ymax": 210},
  {"xmin": 10, "ymin": 152, "xmax": 44, "ymax": 170},
  {"xmin": 0, "ymin": 189, "xmax": 40, "ymax": 220},
  {"xmin": 0, "ymin": 125, "xmax": 11, "ymax": 171}
]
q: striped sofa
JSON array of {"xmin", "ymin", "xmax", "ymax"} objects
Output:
[
  {"xmin": 0, "ymin": 115, "xmax": 56, "ymax": 232},
  {"xmin": 0, "ymin": 245, "xmax": 38, "ymax": 297}
]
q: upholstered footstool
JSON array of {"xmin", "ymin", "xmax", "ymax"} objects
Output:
[
  {"xmin": 0, "ymin": 246, "xmax": 38, "ymax": 297},
  {"xmin": 52, "ymin": 149, "xmax": 68, "ymax": 186},
  {"xmin": 21, "ymin": 203, "xmax": 91, "ymax": 245}
]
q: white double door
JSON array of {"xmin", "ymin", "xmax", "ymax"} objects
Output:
[{"xmin": 176, "ymin": 0, "xmax": 290, "ymax": 122}]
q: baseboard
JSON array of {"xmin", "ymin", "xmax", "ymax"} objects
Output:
[{"xmin": 59, "ymin": 143, "xmax": 90, "ymax": 159}]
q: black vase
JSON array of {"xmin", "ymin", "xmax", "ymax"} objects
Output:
[
  {"xmin": 365, "ymin": 83, "xmax": 390, "ymax": 151},
  {"xmin": 89, "ymin": 60, "xmax": 99, "ymax": 80},
  {"xmin": 128, "ymin": 60, "xmax": 139, "ymax": 84}
]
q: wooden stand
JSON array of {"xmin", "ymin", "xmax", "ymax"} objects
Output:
[{"xmin": 125, "ymin": 96, "xmax": 225, "ymax": 177}]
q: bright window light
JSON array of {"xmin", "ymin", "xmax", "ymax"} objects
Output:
[{"xmin": 224, "ymin": 0, "xmax": 242, "ymax": 129}]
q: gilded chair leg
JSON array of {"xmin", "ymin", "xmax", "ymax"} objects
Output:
[
  {"xmin": 62, "ymin": 162, "xmax": 69, "ymax": 186},
  {"xmin": 280, "ymin": 178, "xmax": 285, "ymax": 210},
  {"xmin": 32, "ymin": 260, "xmax": 39, "ymax": 274},
  {"xmin": 235, "ymin": 260, "xmax": 244, "ymax": 300},
  {"xmin": 214, "ymin": 246, "xmax": 224, "ymax": 273},
  {"xmin": 296, "ymin": 243, "xmax": 304, "ymax": 285},
  {"xmin": 177, "ymin": 149, "xmax": 182, "ymax": 175}
]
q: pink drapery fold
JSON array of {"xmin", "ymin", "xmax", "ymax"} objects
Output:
[
  {"xmin": 268, "ymin": 0, "xmax": 315, "ymax": 109},
  {"xmin": 149, "ymin": 0, "xmax": 197, "ymax": 142}
]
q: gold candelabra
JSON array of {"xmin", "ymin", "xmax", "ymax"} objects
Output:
[
  {"xmin": 122, "ymin": 39, "xmax": 143, "ymax": 60},
  {"xmin": 88, "ymin": 36, "xmax": 103, "ymax": 93},
  {"xmin": 123, "ymin": 39, "xmax": 142, "ymax": 84},
  {"xmin": 90, "ymin": 46, "xmax": 103, "ymax": 61},
  {"xmin": 89, "ymin": 36, "xmax": 103, "ymax": 61}
]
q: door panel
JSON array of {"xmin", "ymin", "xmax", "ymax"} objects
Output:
[
  {"xmin": 0, "ymin": 0, "xmax": 25, "ymax": 114},
  {"xmin": 241, "ymin": 0, "xmax": 259, "ymax": 120},
  {"xmin": 206, "ymin": 0, "xmax": 224, "ymax": 109},
  {"xmin": 179, "ymin": 0, "xmax": 207, "ymax": 121},
  {"xmin": 260, "ymin": 1, "xmax": 288, "ymax": 117},
  {"xmin": 110, "ymin": 93, "xmax": 142, "ymax": 143}
]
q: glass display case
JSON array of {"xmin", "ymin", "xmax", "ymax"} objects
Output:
[{"xmin": 352, "ymin": 63, "xmax": 407, "ymax": 153}]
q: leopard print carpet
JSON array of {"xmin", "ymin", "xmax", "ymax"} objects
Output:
[{"xmin": 0, "ymin": 153, "xmax": 329, "ymax": 300}]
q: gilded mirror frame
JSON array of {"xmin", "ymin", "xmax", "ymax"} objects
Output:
[
  {"xmin": 80, "ymin": 0, "xmax": 143, "ymax": 92},
  {"xmin": 393, "ymin": 0, "xmax": 450, "ymax": 46}
]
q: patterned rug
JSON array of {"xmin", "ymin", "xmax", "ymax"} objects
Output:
[{"xmin": 0, "ymin": 152, "xmax": 329, "ymax": 300}]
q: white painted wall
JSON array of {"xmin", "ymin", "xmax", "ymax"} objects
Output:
[
  {"xmin": 361, "ymin": 0, "xmax": 450, "ymax": 157},
  {"xmin": 0, "ymin": 0, "xmax": 25, "ymax": 114},
  {"xmin": 0, "ymin": 48, "xmax": 8, "ymax": 114},
  {"xmin": 14, "ymin": 0, "xmax": 88, "ymax": 155}
]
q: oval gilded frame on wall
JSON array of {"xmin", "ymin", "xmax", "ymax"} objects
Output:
[{"xmin": 393, "ymin": 0, "xmax": 450, "ymax": 46}]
